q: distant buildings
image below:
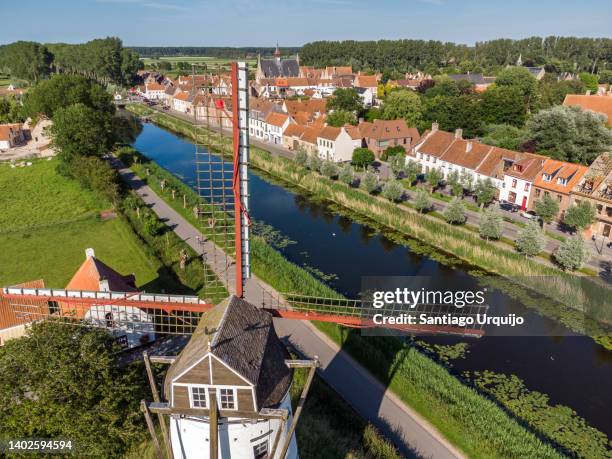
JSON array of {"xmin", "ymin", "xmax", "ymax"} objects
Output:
[
  {"xmin": 255, "ymin": 45, "xmax": 300, "ymax": 82},
  {"xmin": 448, "ymin": 73, "xmax": 496, "ymax": 92},
  {"xmin": 0, "ymin": 123, "xmax": 25, "ymax": 150}
]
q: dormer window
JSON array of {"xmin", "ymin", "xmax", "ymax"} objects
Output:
[
  {"xmin": 543, "ymin": 174, "xmax": 552, "ymax": 182},
  {"xmin": 219, "ymin": 388, "xmax": 236, "ymax": 410},
  {"xmin": 515, "ymin": 165, "xmax": 523, "ymax": 172},
  {"xmin": 190, "ymin": 386, "xmax": 208, "ymax": 408},
  {"xmin": 557, "ymin": 177, "xmax": 568, "ymax": 186}
]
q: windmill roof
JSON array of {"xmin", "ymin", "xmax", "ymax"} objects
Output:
[{"xmin": 163, "ymin": 296, "xmax": 292, "ymax": 409}]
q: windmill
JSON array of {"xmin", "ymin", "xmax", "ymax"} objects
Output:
[{"xmin": 0, "ymin": 62, "xmax": 487, "ymax": 459}]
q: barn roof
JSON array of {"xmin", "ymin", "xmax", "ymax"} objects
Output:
[{"xmin": 164, "ymin": 296, "xmax": 292, "ymax": 409}]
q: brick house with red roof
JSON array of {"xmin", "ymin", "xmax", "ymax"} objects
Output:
[{"xmin": 359, "ymin": 119, "xmax": 420, "ymax": 158}]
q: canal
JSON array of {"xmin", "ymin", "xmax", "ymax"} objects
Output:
[{"xmin": 133, "ymin": 121, "xmax": 612, "ymax": 437}]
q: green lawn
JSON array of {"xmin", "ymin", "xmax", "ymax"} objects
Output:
[
  {"xmin": 0, "ymin": 159, "xmax": 106, "ymax": 232},
  {"xmin": 0, "ymin": 158, "xmax": 161, "ymax": 289}
]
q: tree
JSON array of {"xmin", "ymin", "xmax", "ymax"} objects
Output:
[
  {"xmin": 295, "ymin": 146, "xmax": 308, "ymax": 167},
  {"xmin": 554, "ymin": 235, "xmax": 590, "ymax": 271},
  {"xmin": 50, "ymin": 103, "xmax": 115, "ymax": 165},
  {"xmin": 443, "ymin": 197, "xmax": 467, "ymax": 224},
  {"xmin": 143, "ymin": 210, "xmax": 164, "ymax": 236},
  {"xmin": 495, "ymin": 67, "xmax": 539, "ymax": 110},
  {"xmin": 414, "ymin": 188, "xmax": 432, "ymax": 213},
  {"xmin": 389, "ymin": 153, "xmax": 406, "ymax": 178},
  {"xmin": 381, "ymin": 180, "xmax": 403, "ymax": 202},
  {"xmin": 352, "ymin": 148, "xmax": 375, "ymax": 170},
  {"xmin": 381, "ymin": 89, "xmax": 423, "ymax": 126},
  {"xmin": 481, "ymin": 85, "xmax": 527, "ymax": 127},
  {"xmin": 339, "ymin": 163, "xmax": 355, "ymax": 185},
  {"xmin": 481, "ymin": 124, "xmax": 527, "ymax": 150},
  {"xmin": 473, "ymin": 178, "xmax": 497, "ymax": 208},
  {"xmin": 327, "ymin": 109, "xmax": 357, "ymax": 127},
  {"xmin": 524, "ymin": 105, "xmax": 612, "ymax": 164},
  {"xmin": 361, "ymin": 169, "xmax": 378, "ymax": 193},
  {"xmin": 381, "ymin": 145, "xmax": 405, "ymax": 161},
  {"xmin": 425, "ymin": 76, "xmax": 459, "ymax": 98},
  {"xmin": 328, "ymin": 88, "xmax": 363, "ymax": 113},
  {"xmin": 460, "ymin": 169, "xmax": 475, "ymax": 192},
  {"xmin": 0, "ymin": 321, "xmax": 146, "ymax": 457},
  {"xmin": 534, "ymin": 195, "xmax": 560, "ymax": 229},
  {"xmin": 479, "ymin": 207, "xmax": 503, "ymax": 240},
  {"xmin": 420, "ymin": 94, "xmax": 483, "ymax": 138},
  {"xmin": 0, "ymin": 41, "xmax": 52, "ymax": 82},
  {"xmin": 599, "ymin": 70, "xmax": 612, "ymax": 84},
  {"xmin": 425, "ymin": 167, "xmax": 443, "ymax": 192},
  {"xmin": 563, "ymin": 201, "xmax": 596, "ymax": 233},
  {"xmin": 25, "ymin": 74, "xmax": 115, "ymax": 119},
  {"xmin": 404, "ymin": 160, "xmax": 422, "ymax": 185},
  {"xmin": 579, "ymin": 72, "xmax": 599, "ymax": 94},
  {"xmin": 320, "ymin": 160, "xmax": 339, "ymax": 179},
  {"xmin": 537, "ymin": 79, "xmax": 586, "ymax": 109},
  {"xmin": 446, "ymin": 170, "xmax": 463, "ymax": 197},
  {"xmin": 516, "ymin": 221, "xmax": 544, "ymax": 256},
  {"xmin": 306, "ymin": 154, "xmax": 322, "ymax": 172}
]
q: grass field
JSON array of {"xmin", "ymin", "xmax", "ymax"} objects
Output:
[
  {"xmin": 0, "ymin": 158, "xmax": 160, "ymax": 288},
  {"xmin": 141, "ymin": 56, "xmax": 257, "ymax": 70}
]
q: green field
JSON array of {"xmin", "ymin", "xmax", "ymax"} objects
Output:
[
  {"xmin": 0, "ymin": 159, "xmax": 160, "ymax": 288},
  {"xmin": 141, "ymin": 55, "xmax": 257, "ymax": 69}
]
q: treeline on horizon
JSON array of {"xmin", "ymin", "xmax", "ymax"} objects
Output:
[
  {"xmin": 130, "ymin": 46, "xmax": 301, "ymax": 58},
  {"xmin": 0, "ymin": 37, "xmax": 142, "ymax": 85},
  {"xmin": 299, "ymin": 37, "xmax": 612, "ymax": 74}
]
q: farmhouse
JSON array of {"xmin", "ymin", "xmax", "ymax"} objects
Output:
[{"xmin": 0, "ymin": 123, "xmax": 25, "ymax": 150}]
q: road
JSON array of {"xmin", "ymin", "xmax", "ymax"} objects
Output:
[
  {"xmin": 138, "ymin": 102, "xmax": 611, "ymax": 277},
  {"xmin": 111, "ymin": 156, "xmax": 465, "ymax": 459}
]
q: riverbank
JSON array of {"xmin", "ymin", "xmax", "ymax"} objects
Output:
[
  {"xmin": 116, "ymin": 140, "xmax": 598, "ymax": 458},
  {"xmin": 125, "ymin": 104, "xmax": 612, "ymax": 351}
]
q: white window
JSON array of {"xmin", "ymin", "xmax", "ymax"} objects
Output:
[
  {"xmin": 253, "ymin": 440, "xmax": 268, "ymax": 459},
  {"xmin": 218, "ymin": 388, "xmax": 236, "ymax": 410},
  {"xmin": 189, "ymin": 386, "xmax": 207, "ymax": 408}
]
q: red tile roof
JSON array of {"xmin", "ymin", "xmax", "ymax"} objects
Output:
[
  {"xmin": 283, "ymin": 124, "xmax": 306, "ymax": 138},
  {"xmin": 563, "ymin": 94, "xmax": 612, "ymax": 126},
  {"xmin": 266, "ymin": 112, "xmax": 290, "ymax": 128},
  {"xmin": 533, "ymin": 159, "xmax": 588, "ymax": 194},
  {"xmin": 318, "ymin": 126, "xmax": 341, "ymax": 141},
  {"xmin": 359, "ymin": 119, "xmax": 418, "ymax": 141}
]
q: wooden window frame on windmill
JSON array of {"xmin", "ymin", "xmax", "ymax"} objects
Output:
[
  {"xmin": 218, "ymin": 387, "xmax": 238, "ymax": 410},
  {"xmin": 188, "ymin": 385, "xmax": 208, "ymax": 409}
]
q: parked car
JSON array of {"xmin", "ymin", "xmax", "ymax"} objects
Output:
[
  {"xmin": 499, "ymin": 201, "xmax": 519, "ymax": 212},
  {"xmin": 520, "ymin": 211, "xmax": 538, "ymax": 221}
]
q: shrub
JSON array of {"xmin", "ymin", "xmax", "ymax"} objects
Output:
[
  {"xmin": 295, "ymin": 147, "xmax": 308, "ymax": 167},
  {"xmin": 388, "ymin": 154, "xmax": 406, "ymax": 178},
  {"xmin": 516, "ymin": 221, "xmax": 544, "ymax": 256},
  {"xmin": 381, "ymin": 180, "xmax": 404, "ymax": 202},
  {"xmin": 563, "ymin": 201, "xmax": 596, "ymax": 233},
  {"xmin": 443, "ymin": 197, "xmax": 467, "ymax": 224},
  {"xmin": 473, "ymin": 178, "xmax": 497, "ymax": 208},
  {"xmin": 425, "ymin": 167, "xmax": 443, "ymax": 191},
  {"xmin": 414, "ymin": 189, "xmax": 432, "ymax": 213},
  {"xmin": 479, "ymin": 207, "xmax": 503, "ymax": 240},
  {"xmin": 381, "ymin": 145, "xmax": 405, "ymax": 161},
  {"xmin": 554, "ymin": 235, "xmax": 590, "ymax": 271},
  {"xmin": 405, "ymin": 160, "xmax": 422, "ymax": 186},
  {"xmin": 534, "ymin": 195, "xmax": 559, "ymax": 229},
  {"xmin": 361, "ymin": 169, "xmax": 378, "ymax": 194},
  {"xmin": 320, "ymin": 161, "xmax": 339, "ymax": 179},
  {"xmin": 306, "ymin": 154, "xmax": 322, "ymax": 172},
  {"xmin": 339, "ymin": 164, "xmax": 355, "ymax": 186}
]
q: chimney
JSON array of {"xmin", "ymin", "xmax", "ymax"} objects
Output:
[
  {"xmin": 466, "ymin": 141, "xmax": 473, "ymax": 152},
  {"xmin": 455, "ymin": 128, "xmax": 463, "ymax": 139},
  {"xmin": 432, "ymin": 122, "xmax": 439, "ymax": 132},
  {"xmin": 99, "ymin": 278, "xmax": 110, "ymax": 292},
  {"xmin": 85, "ymin": 248, "xmax": 95, "ymax": 258}
]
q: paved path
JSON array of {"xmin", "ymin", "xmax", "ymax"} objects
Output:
[{"xmin": 111, "ymin": 156, "xmax": 464, "ymax": 459}]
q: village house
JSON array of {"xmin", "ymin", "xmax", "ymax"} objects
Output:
[
  {"xmin": 296, "ymin": 126, "xmax": 322, "ymax": 155},
  {"xmin": 282, "ymin": 124, "xmax": 307, "ymax": 150},
  {"xmin": 316, "ymin": 125, "xmax": 361, "ymax": 163},
  {"xmin": 359, "ymin": 119, "xmax": 420, "ymax": 158},
  {"xmin": 528, "ymin": 159, "xmax": 588, "ymax": 220},
  {"xmin": 63, "ymin": 248, "xmax": 156, "ymax": 349},
  {"xmin": 354, "ymin": 74, "xmax": 379, "ymax": 106},
  {"xmin": 321, "ymin": 66, "xmax": 353, "ymax": 79},
  {"xmin": 172, "ymin": 90, "xmax": 195, "ymax": 114},
  {"xmin": 448, "ymin": 73, "xmax": 496, "ymax": 92},
  {"xmin": 249, "ymin": 98, "xmax": 283, "ymax": 141},
  {"xmin": 143, "ymin": 82, "xmax": 167, "ymax": 100},
  {"xmin": 265, "ymin": 112, "xmax": 293, "ymax": 145},
  {"xmin": 499, "ymin": 153, "xmax": 546, "ymax": 210},
  {"xmin": 195, "ymin": 96, "xmax": 233, "ymax": 129},
  {"xmin": 161, "ymin": 295, "xmax": 299, "ymax": 459},
  {"xmin": 563, "ymin": 94, "xmax": 612, "ymax": 126},
  {"xmin": 570, "ymin": 153, "xmax": 612, "ymax": 238},
  {"xmin": 0, "ymin": 123, "xmax": 25, "ymax": 150}
]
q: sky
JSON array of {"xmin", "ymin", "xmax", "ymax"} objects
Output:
[{"xmin": 1, "ymin": 0, "xmax": 611, "ymax": 47}]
